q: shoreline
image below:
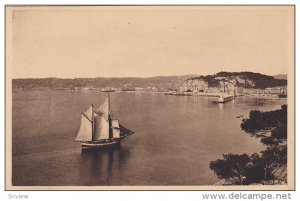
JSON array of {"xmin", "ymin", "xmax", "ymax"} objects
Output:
[{"xmin": 12, "ymin": 88, "xmax": 288, "ymax": 100}]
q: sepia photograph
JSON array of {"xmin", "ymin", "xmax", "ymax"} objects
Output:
[{"xmin": 5, "ymin": 5, "xmax": 295, "ymax": 190}]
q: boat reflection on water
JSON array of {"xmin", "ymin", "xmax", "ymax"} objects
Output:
[
  {"xmin": 218, "ymin": 103, "xmax": 224, "ymax": 110},
  {"xmin": 79, "ymin": 145, "xmax": 130, "ymax": 185}
]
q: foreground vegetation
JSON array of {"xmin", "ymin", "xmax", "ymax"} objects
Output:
[{"xmin": 210, "ymin": 105, "xmax": 287, "ymax": 185}]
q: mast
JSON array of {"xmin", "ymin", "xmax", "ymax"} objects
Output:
[
  {"xmin": 91, "ymin": 104, "xmax": 94, "ymax": 141},
  {"xmin": 108, "ymin": 93, "xmax": 111, "ymax": 113},
  {"xmin": 108, "ymin": 93, "xmax": 113, "ymax": 139}
]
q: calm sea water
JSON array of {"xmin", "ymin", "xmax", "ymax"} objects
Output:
[{"xmin": 12, "ymin": 91, "xmax": 286, "ymax": 186}]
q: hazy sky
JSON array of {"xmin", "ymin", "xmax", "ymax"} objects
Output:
[{"xmin": 7, "ymin": 6, "xmax": 294, "ymax": 78}]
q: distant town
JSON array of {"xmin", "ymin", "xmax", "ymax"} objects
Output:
[{"xmin": 12, "ymin": 71, "xmax": 287, "ymax": 98}]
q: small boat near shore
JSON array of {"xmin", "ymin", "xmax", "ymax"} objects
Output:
[
  {"xmin": 164, "ymin": 91, "xmax": 192, "ymax": 96},
  {"xmin": 101, "ymin": 87, "xmax": 116, "ymax": 92},
  {"xmin": 174, "ymin": 92, "xmax": 192, "ymax": 96},
  {"xmin": 212, "ymin": 94, "xmax": 234, "ymax": 104},
  {"xmin": 75, "ymin": 94, "xmax": 134, "ymax": 149},
  {"xmin": 164, "ymin": 91, "xmax": 177, "ymax": 95},
  {"xmin": 278, "ymin": 94, "xmax": 287, "ymax": 98},
  {"xmin": 278, "ymin": 87, "xmax": 287, "ymax": 98}
]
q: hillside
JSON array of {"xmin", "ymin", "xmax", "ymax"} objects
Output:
[
  {"xmin": 12, "ymin": 72, "xmax": 287, "ymax": 90},
  {"xmin": 273, "ymin": 74, "xmax": 287, "ymax": 80},
  {"xmin": 12, "ymin": 75, "xmax": 196, "ymax": 91},
  {"xmin": 188, "ymin": 71, "xmax": 287, "ymax": 89}
]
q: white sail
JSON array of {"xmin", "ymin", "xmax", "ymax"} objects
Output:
[
  {"xmin": 75, "ymin": 106, "xmax": 93, "ymax": 142},
  {"xmin": 112, "ymin": 119, "xmax": 120, "ymax": 138},
  {"xmin": 84, "ymin": 105, "xmax": 93, "ymax": 121},
  {"xmin": 94, "ymin": 115, "xmax": 110, "ymax": 140},
  {"xmin": 112, "ymin": 119, "xmax": 119, "ymax": 128},
  {"xmin": 96, "ymin": 97, "xmax": 110, "ymax": 121}
]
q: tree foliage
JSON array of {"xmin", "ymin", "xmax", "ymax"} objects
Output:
[
  {"xmin": 241, "ymin": 105, "xmax": 287, "ymax": 146},
  {"xmin": 209, "ymin": 154, "xmax": 251, "ymax": 184},
  {"xmin": 209, "ymin": 152, "xmax": 277, "ymax": 184},
  {"xmin": 210, "ymin": 105, "xmax": 288, "ymax": 184}
]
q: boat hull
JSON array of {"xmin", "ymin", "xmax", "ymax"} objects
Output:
[
  {"xmin": 212, "ymin": 100, "xmax": 231, "ymax": 103},
  {"xmin": 212, "ymin": 95, "xmax": 234, "ymax": 103},
  {"xmin": 81, "ymin": 140, "xmax": 121, "ymax": 149},
  {"xmin": 278, "ymin": 94, "xmax": 287, "ymax": 98}
]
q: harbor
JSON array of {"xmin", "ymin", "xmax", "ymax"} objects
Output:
[{"xmin": 12, "ymin": 90, "xmax": 287, "ymax": 186}]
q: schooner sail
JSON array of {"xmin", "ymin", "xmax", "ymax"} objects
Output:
[
  {"xmin": 75, "ymin": 106, "xmax": 93, "ymax": 142},
  {"xmin": 75, "ymin": 94, "xmax": 134, "ymax": 148}
]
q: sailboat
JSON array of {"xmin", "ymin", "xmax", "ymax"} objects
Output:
[{"xmin": 75, "ymin": 94, "xmax": 134, "ymax": 149}]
